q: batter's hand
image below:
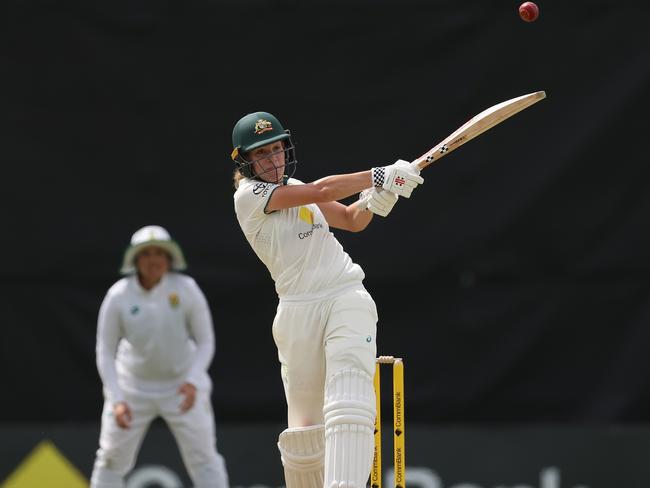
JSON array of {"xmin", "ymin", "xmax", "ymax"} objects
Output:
[
  {"xmin": 358, "ymin": 188, "xmax": 398, "ymax": 217},
  {"xmin": 113, "ymin": 401, "xmax": 132, "ymax": 429},
  {"xmin": 178, "ymin": 382, "xmax": 197, "ymax": 413},
  {"xmin": 372, "ymin": 159, "xmax": 423, "ymax": 198}
]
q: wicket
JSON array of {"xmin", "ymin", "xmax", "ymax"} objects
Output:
[{"xmin": 371, "ymin": 356, "xmax": 405, "ymax": 488}]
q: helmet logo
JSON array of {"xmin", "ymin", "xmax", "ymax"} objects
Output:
[{"xmin": 254, "ymin": 119, "xmax": 273, "ymax": 135}]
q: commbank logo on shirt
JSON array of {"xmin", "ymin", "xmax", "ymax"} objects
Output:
[
  {"xmin": 298, "ymin": 223, "xmax": 323, "ymax": 239},
  {"xmin": 299, "ymin": 207, "xmax": 313, "ymax": 224},
  {"xmin": 298, "ymin": 208, "xmax": 323, "ymax": 239}
]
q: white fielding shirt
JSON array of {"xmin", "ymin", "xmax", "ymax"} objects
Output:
[
  {"xmin": 234, "ymin": 177, "xmax": 365, "ymax": 300},
  {"xmin": 96, "ymin": 272, "xmax": 215, "ymax": 404}
]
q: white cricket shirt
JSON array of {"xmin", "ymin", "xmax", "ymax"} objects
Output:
[
  {"xmin": 96, "ymin": 272, "xmax": 214, "ymax": 404},
  {"xmin": 234, "ymin": 177, "xmax": 365, "ymax": 300}
]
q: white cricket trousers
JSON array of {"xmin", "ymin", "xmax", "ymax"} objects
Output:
[
  {"xmin": 272, "ymin": 285, "xmax": 378, "ymax": 427},
  {"xmin": 90, "ymin": 384, "xmax": 229, "ymax": 488}
]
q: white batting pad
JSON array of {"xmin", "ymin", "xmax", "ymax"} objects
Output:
[
  {"xmin": 323, "ymin": 368, "xmax": 376, "ymax": 488},
  {"xmin": 89, "ymin": 463, "xmax": 125, "ymax": 488},
  {"xmin": 278, "ymin": 425, "xmax": 325, "ymax": 488}
]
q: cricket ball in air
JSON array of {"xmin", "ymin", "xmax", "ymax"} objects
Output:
[{"xmin": 519, "ymin": 2, "xmax": 539, "ymax": 22}]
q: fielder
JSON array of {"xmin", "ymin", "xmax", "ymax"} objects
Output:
[
  {"xmin": 90, "ymin": 225, "xmax": 229, "ymax": 488},
  {"xmin": 230, "ymin": 112, "xmax": 423, "ymax": 488}
]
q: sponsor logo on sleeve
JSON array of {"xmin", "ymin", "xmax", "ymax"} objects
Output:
[{"xmin": 252, "ymin": 182, "xmax": 271, "ymax": 197}]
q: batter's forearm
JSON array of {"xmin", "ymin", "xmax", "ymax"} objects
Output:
[
  {"xmin": 344, "ymin": 201, "xmax": 374, "ymax": 232},
  {"xmin": 311, "ymin": 171, "xmax": 373, "ymax": 202}
]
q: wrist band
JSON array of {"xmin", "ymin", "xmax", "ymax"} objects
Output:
[{"xmin": 371, "ymin": 167, "xmax": 385, "ymax": 188}]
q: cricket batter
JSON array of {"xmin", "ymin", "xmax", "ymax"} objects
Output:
[
  {"xmin": 90, "ymin": 225, "xmax": 229, "ymax": 488},
  {"xmin": 230, "ymin": 112, "xmax": 423, "ymax": 488}
]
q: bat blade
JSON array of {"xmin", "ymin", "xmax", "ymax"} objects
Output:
[{"xmin": 414, "ymin": 90, "xmax": 546, "ymax": 170}]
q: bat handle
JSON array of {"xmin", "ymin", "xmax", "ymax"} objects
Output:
[{"xmin": 410, "ymin": 160, "xmax": 426, "ymax": 173}]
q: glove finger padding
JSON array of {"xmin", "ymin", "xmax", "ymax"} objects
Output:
[
  {"xmin": 372, "ymin": 159, "xmax": 424, "ymax": 198},
  {"xmin": 356, "ymin": 188, "xmax": 372, "ymax": 211},
  {"xmin": 367, "ymin": 189, "xmax": 398, "ymax": 217}
]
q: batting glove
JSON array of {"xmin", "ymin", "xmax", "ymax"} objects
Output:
[
  {"xmin": 371, "ymin": 159, "xmax": 424, "ymax": 198},
  {"xmin": 357, "ymin": 188, "xmax": 399, "ymax": 217}
]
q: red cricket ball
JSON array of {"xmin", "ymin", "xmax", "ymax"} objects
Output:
[{"xmin": 519, "ymin": 1, "xmax": 540, "ymax": 22}]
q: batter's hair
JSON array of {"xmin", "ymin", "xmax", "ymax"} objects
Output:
[{"xmin": 233, "ymin": 168, "xmax": 244, "ymax": 189}]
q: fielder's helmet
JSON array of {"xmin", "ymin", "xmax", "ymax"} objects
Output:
[{"xmin": 231, "ymin": 111, "xmax": 297, "ymax": 180}]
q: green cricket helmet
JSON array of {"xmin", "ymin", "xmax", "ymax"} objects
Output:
[{"xmin": 230, "ymin": 111, "xmax": 297, "ymax": 180}]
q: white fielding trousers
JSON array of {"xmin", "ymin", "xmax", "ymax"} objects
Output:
[{"xmin": 90, "ymin": 384, "xmax": 229, "ymax": 488}]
